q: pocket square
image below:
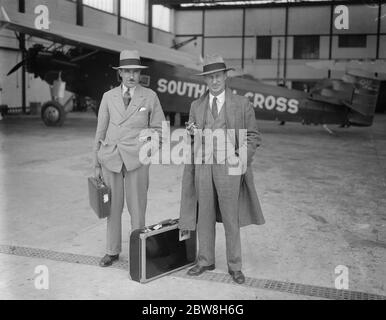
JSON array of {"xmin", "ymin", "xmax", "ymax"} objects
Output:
[{"xmin": 138, "ymin": 107, "xmax": 147, "ymax": 112}]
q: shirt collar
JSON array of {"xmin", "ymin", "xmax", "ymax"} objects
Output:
[
  {"xmin": 209, "ymin": 90, "xmax": 225, "ymax": 107},
  {"xmin": 122, "ymin": 84, "xmax": 136, "ymax": 96}
]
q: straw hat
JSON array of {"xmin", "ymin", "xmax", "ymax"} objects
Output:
[
  {"xmin": 113, "ymin": 50, "xmax": 148, "ymax": 70},
  {"xmin": 196, "ymin": 54, "xmax": 235, "ymax": 76}
]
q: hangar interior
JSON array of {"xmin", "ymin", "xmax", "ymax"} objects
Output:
[{"xmin": 0, "ymin": 0, "xmax": 385, "ymax": 300}]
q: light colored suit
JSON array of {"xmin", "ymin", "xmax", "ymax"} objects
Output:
[
  {"xmin": 93, "ymin": 85, "xmax": 164, "ymax": 172},
  {"xmin": 93, "ymin": 84, "xmax": 165, "ymax": 255}
]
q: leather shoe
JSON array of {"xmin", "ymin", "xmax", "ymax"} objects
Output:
[
  {"xmin": 99, "ymin": 254, "xmax": 119, "ymax": 267},
  {"xmin": 229, "ymin": 270, "xmax": 245, "ymax": 284},
  {"xmin": 187, "ymin": 264, "xmax": 215, "ymax": 276}
]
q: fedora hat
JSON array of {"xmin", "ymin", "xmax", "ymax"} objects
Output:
[
  {"xmin": 196, "ymin": 54, "xmax": 235, "ymax": 76},
  {"xmin": 113, "ymin": 50, "xmax": 148, "ymax": 70}
]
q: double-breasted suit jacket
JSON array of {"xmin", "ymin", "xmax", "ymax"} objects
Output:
[{"xmin": 93, "ymin": 85, "xmax": 165, "ymax": 172}]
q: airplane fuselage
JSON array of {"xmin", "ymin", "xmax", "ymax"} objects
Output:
[{"xmin": 25, "ymin": 48, "xmax": 368, "ymax": 127}]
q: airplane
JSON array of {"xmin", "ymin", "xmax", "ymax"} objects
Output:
[{"xmin": 0, "ymin": 6, "xmax": 384, "ymax": 130}]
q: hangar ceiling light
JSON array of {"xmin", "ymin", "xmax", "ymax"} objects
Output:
[
  {"xmin": 181, "ymin": 0, "xmax": 332, "ymax": 6},
  {"xmin": 156, "ymin": 0, "xmax": 335, "ymax": 7}
]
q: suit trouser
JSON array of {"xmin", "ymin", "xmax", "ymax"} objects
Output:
[
  {"xmin": 195, "ymin": 164, "xmax": 242, "ymax": 272},
  {"xmin": 101, "ymin": 164, "xmax": 149, "ymax": 255}
]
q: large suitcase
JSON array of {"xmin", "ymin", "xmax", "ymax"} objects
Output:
[
  {"xmin": 129, "ymin": 218, "xmax": 196, "ymax": 283},
  {"xmin": 87, "ymin": 177, "xmax": 111, "ymax": 219}
]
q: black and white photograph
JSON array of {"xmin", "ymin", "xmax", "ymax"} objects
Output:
[{"xmin": 0, "ymin": 0, "xmax": 385, "ymax": 303}]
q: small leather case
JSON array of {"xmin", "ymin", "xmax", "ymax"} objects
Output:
[{"xmin": 88, "ymin": 177, "xmax": 111, "ymax": 219}]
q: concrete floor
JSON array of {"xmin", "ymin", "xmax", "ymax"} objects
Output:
[{"xmin": 0, "ymin": 111, "xmax": 385, "ymax": 300}]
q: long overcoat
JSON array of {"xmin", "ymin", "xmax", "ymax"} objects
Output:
[{"xmin": 179, "ymin": 88, "xmax": 265, "ymax": 230}]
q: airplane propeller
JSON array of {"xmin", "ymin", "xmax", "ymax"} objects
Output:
[{"xmin": 7, "ymin": 59, "xmax": 26, "ymax": 76}]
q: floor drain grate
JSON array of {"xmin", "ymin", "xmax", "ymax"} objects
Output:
[
  {"xmin": 171, "ymin": 270, "xmax": 385, "ymax": 300},
  {"xmin": 1, "ymin": 244, "xmax": 384, "ymax": 300},
  {"xmin": 0, "ymin": 245, "xmax": 128, "ymax": 270}
]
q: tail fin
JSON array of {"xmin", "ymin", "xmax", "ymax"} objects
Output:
[
  {"xmin": 1, "ymin": 6, "xmax": 11, "ymax": 22},
  {"xmin": 342, "ymin": 69, "xmax": 383, "ymax": 126},
  {"xmin": 0, "ymin": 6, "xmax": 11, "ymax": 32}
]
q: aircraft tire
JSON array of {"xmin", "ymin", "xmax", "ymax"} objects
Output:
[{"xmin": 41, "ymin": 100, "xmax": 66, "ymax": 127}]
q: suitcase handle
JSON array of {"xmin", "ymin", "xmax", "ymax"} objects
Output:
[
  {"xmin": 96, "ymin": 177, "xmax": 107, "ymax": 188},
  {"xmin": 143, "ymin": 219, "xmax": 178, "ymax": 232},
  {"xmin": 158, "ymin": 219, "xmax": 178, "ymax": 227}
]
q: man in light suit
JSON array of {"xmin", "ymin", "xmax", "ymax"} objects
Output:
[
  {"xmin": 179, "ymin": 54, "xmax": 265, "ymax": 284},
  {"xmin": 93, "ymin": 50, "xmax": 165, "ymax": 267}
]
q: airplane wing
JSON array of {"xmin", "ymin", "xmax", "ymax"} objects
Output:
[
  {"xmin": 0, "ymin": 6, "xmax": 201, "ymax": 70},
  {"xmin": 306, "ymin": 60, "xmax": 386, "ymax": 74}
]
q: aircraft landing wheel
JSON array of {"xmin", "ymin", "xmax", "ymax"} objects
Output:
[{"xmin": 41, "ymin": 100, "xmax": 65, "ymax": 126}]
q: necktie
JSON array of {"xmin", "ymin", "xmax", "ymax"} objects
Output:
[
  {"xmin": 212, "ymin": 97, "xmax": 218, "ymax": 120},
  {"xmin": 123, "ymin": 89, "xmax": 131, "ymax": 108}
]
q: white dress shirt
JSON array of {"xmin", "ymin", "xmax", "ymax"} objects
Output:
[
  {"xmin": 122, "ymin": 84, "xmax": 136, "ymax": 98},
  {"xmin": 209, "ymin": 90, "xmax": 225, "ymax": 114}
]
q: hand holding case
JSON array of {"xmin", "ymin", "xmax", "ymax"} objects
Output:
[{"xmin": 88, "ymin": 177, "xmax": 111, "ymax": 219}]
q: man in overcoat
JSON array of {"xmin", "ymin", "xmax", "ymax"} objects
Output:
[
  {"xmin": 93, "ymin": 50, "xmax": 165, "ymax": 267},
  {"xmin": 179, "ymin": 54, "xmax": 265, "ymax": 284}
]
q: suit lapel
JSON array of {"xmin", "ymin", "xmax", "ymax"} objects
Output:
[
  {"xmin": 111, "ymin": 86, "xmax": 125, "ymax": 118},
  {"xmin": 224, "ymin": 88, "xmax": 237, "ymax": 147},
  {"xmin": 224, "ymin": 88, "xmax": 236, "ymax": 130},
  {"xmin": 118, "ymin": 85, "xmax": 145, "ymax": 125},
  {"xmin": 196, "ymin": 91, "xmax": 209, "ymax": 129}
]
